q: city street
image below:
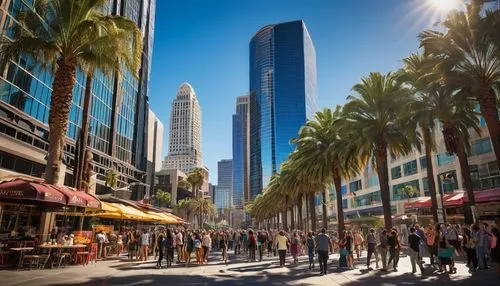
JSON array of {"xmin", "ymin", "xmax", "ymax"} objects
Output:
[{"xmin": 1, "ymin": 251, "xmax": 498, "ymax": 286}]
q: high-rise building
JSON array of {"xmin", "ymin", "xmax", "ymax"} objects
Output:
[
  {"xmin": 249, "ymin": 20, "xmax": 317, "ymax": 199},
  {"xmin": 232, "ymin": 96, "xmax": 249, "ymax": 207},
  {"xmin": 145, "ymin": 109, "xmax": 164, "ymax": 198},
  {"xmin": 0, "ymin": 0, "xmax": 156, "ymax": 196},
  {"xmin": 162, "ymin": 82, "xmax": 202, "ymax": 174},
  {"xmin": 217, "ymin": 159, "xmax": 233, "ymax": 189}
]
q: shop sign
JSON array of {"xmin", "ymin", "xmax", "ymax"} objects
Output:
[{"xmin": 0, "ymin": 189, "xmax": 25, "ymax": 197}]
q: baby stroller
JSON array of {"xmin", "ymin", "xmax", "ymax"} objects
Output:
[{"xmin": 338, "ymin": 248, "xmax": 348, "ymax": 268}]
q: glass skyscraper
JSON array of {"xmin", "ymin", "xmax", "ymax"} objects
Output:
[
  {"xmin": 249, "ymin": 20, "xmax": 318, "ymax": 200},
  {"xmin": 0, "ymin": 0, "xmax": 156, "ymax": 195},
  {"xmin": 232, "ymin": 96, "xmax": 249, "ymax": 207}
]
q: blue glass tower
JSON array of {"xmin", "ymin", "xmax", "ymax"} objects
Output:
[
  {"xmin": 249, "ymin": 20, "xmax": 317, "ymax": 200},
  {"xmin": 232, "ymin": 96, "xmax": 249, "ymax": 207},
  {"xmin": 0, "ymin": 0, "xmax": 156, "ymax": 195}
]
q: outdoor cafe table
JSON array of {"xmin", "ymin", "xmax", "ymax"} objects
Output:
[
  {"xmin": 9, "ymin": 247, "xmax": 35, "ymax": 269},
  {"xmin": 39, "ymin": 244, "xmax": 87, "ymax": 268}
]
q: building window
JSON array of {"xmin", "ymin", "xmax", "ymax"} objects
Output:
[
  {"xmin": 419, "ymin": 156, "xmax": 428, "ymax": 170},
  {"xmin": 349, "ymin": 180, "xmax": 362, "ymax": 193},
  {"xmin": 392, "ymin": 180, "xmax": 420, "ymax": 200},
  {"xmin": 471, "ymin": 137, "xmax": 492, "ymax": 156},
  {"xmin": 391, "ymin": 166, "xmax": 402, "ymax": 180},
  {"xmin": 470, "ymin": 161, "xmax": 500, "ymax": 191},
  {"xmin": 422, "ymin": 177, "xmax": 430, "ymax": 196},
  {"xmin": 437, "ymin": 171, "xmax": 458, "ymax": 194},
  {"xmin": 437, "ymin": 153, "xmax": 456, "ymax": 166},
  {"xmin": 367, "ymin": 175, "xmax": 378, "ymax": 188},
  {"xmin": 403, "ymin": 160, "xmax": 418, "ymax": 176}
]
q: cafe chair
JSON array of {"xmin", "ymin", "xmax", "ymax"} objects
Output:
[
  {"xmin": 22, "ymin": 247, "xmax": 49, "ymax": 270},
  {"xmin": 53, "ymin": 247, "xmax": 71, "ymax": 268},
  {"xmin": 86, "ymin": 243, "xmax": 98, "ymax": 265},
  {"xmin": 0, "ymin": 243, "xmax": 9, "ymax": 265}
]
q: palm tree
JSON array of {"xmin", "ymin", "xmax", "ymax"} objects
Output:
[
  {"xmin": 399, "ymin": 53, "xmax": 441, "ymax": 223},
  {"xmin": 155, "ymin": 190, "xmax": 172, "ymax": 208},
  {"xmin": 187, "ymin": 168, "xmax": 204, "ymax": 197},
  {"xmin": 419, "ymin": 1, "xmax": 500, "ymax": 163},
  {"xmin": 343, "ymin": 72, "xmax": 413, "ymax": 229},
  {"xmin": 0, "ymin": 0, "xmax": 142, "ymax": 185},
  {"xmin": 428, "ymin": 83, "xmax": 480, "ymax": 209},
  {"xmin": 290, "ymin": 107, "xmax": 361, "ymax": 237},
  {"xmin": 74, "ymin": 21, "xmax": 142, "ymax": 191}
]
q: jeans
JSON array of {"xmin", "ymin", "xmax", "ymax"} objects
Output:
[
  {"xmin": 465, "ymin": 247, "xmax": 478, "ymax": 269},
  {"xmin": 318, "ymin": 250, "xmax": 329, "ymax": 274},
  {"xmin": 278, "ymin": 249, "xmax": 287, "ymax": 266},
  {"xmin": 234, "ymin": 244, "xmax": 240, "ymax": 255},
  {"xmin": 388, "ymin": 247, "xmax": 399, "ymax": 270},
  {"xmin": 228, "ymin": 240, "xmax": 233, "ymax": 250},
  {"xmin": 203, "ymin": 246, "xmax": 209, "ymax": 261},
  {"xmin": 249, "ymin": 245, "xmax": 256, "ymax": 261},
  {"xmin": 308, "ymin": 250, "xmax": 314, "ymax": 267},
  {"xmin": 258, "ymin": 245, "xmax": 264, "ymax": 261},
  {"xmin": 366, "ymin": 243, "xmax": 375, "ymax": 267},
  {"xmin": 476, "ymin": 246, "xmax": 486, "ymax": 269},
  {"xmin": 409, "ymin": 248, "xmax": 424, "ymax": 273},
  {"xmin": 427, "ymin": 244, "xmax": 437, "ymax": 264},
  {"xmin": 157, "ymin": 248, "xmax": 163, "ymax": 266},
  {"xmin": 165, "ymin": 248, "xmax": 173, "ymax": 266}
]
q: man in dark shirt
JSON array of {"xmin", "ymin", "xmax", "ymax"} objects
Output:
[
  {"xmin": 257, "ymin": 231, "xmax": 267, "ymax": 261},
  {"xmin": 408, "ymin": 227, "xmax": 424, "ymax": 274}
]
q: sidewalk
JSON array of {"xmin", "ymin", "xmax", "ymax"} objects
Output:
[{"xmin": 0, "ymin": 250, "xmax": 498, "ymax": 286}]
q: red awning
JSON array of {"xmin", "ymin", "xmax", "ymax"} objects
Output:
[
  {"xmin": 0, "ymin": 179, "xmax": 66, "ymax": 204},
  {"xmin": 444, "ymin": 192, "xmax": 466, "ymax": 207},
  {"xmin": 47, "ymin": 185, "xmax": 101, "ymax": 209},
  {"xmin": 404, "ymin": 197, "xmax": 431, "ymax": 209},
  {"xmin": 472, "ymin": 188, "xmax": 500, "ymax": 203},
  {"xmin": 404, "ymin": 189, "xmax": 500, "ymax": 210}
]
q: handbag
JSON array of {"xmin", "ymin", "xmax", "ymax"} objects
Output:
[{"xmin": 340, "ymin": 248, "xmax": 349, "ymax": 256}]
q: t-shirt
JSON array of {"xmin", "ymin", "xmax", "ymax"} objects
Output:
[
  {"xmin": 141, "ymin": 233, "xmax": 150, "ymax": 246},
  {"xmin": 96, "ymin": 233, "xmax": 106, "ymax": 243},
  {"xmin": 315, "ymin": 233, "xmax": 330, "ymax": 252},
  {"xmin": 202, "ymin": 235, "xmax": 211, "ymax": 247},
  {"xmin": 277, "ymin": 235, "xmax": 288, "ymax": 250},
  {"xmin": 307, "ymin": 237, "xmax": 315, "ymax": 250},
  {"xmin": 176, "ymin": 232, "xmax": 183, "ymax": 246},
  {"xmin": 408, "ymin": 233, "xmax": 421, "ymax": 252},
  {"xmin": 194, "ymin": 238, "xmax": 201, "ymax": 249},
  {"xmin": 366, "ymin": 233, "xmax": 376, "ymax": 244}
]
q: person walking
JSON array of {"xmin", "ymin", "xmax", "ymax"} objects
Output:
[
  {"xmin": 463, "ymin": 227, "xmax": 478, "ymax": 271},
  {"xmin": 408, "ymin": 227, "xmax": 425, "ymax": 274},
  {"xmin": 156, "ymin": 230, "xmax": 165, "ymax": 268},
  {"xmin": 175, "ymin": 229, "xmax": 184, "ymax": 263},
  {"xmin": 387, "ymin": 229, "xmax": 401, "ymax": 272},
  {"xmin": 378, "ymin": 229, "xmax": 389, "ymax": 272},
  {"xmin": 354, "ymin": 230, "xmax": 364, "ymax": 261},
  {"xmin": 307, "ymin": 232, "xmax": 315, "ymax": 270},
  {"xmin": 140, "ymin": 229, "xmax": 150, "ymax": 261},
  {"xmin": 257, "ymin": 231, "xmax": 266, "ymax": 262},
  {"xmin": 220, "ymin": 231, "xmax": 228, "ymax": 263},
  {"xmin": 248, "ymin": 230, "xmax": 257, "ymax": 262},
  {"xmin": 164, "ymin": 229, "xmax": 174, "ymax": 267},
  {"xmin": 267, "ymin": 231, "xmax": 273, "ymax": 257},
  {"xmin": 234, "ymin": 231, "xmax": 241, "ymax": 255},
  {"xmin": 276, "ymin": 230, "xmax": 289, "ymax": 267},
  {"xmin": 202, "ymin": 231, "xmax": 211, "ymax": 264},
  {"xmin": 366, "ymin": 228, "xmax": 376, "ymax": 270},
  {"xmin": 315, "ymin": 228, "xmax": 332, "ymax": 275},
  {"xmin": 291, "ymin": 232, "xmax": 299, "ymax": 264},
  {"xmin": 425, "ymin": 225, "xmax": 437, "ymax": 265},
  {"xmin": 185, "ymin": 232, "xmax": 194, "ymax": 267}
]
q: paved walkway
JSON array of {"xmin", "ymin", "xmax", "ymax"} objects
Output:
[{"xmin": 0, "ymin": 251, "xmax": 498, "ymax": 285}]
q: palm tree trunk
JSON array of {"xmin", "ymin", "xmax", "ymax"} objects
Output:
[
  {"xmin": 456, "ymin": 137, "xmax": 475, "ymax": 205},
  {"xmin": 74, "ymin": 72, "xmax": 93, "ymax": 191},
  {"xmin": 297, "ymin": 195, "xmax": 303, "ymax": 231},
  {"xmin": 477, "ymin": 87, "xmax": 500, "ymax": 164},
  {"xmin": 333, "ymin": 170, "xmax": 345, "ymax": 239},
  {"xmin": 290, "ymin": 205, "xmax": 295, "ymax": 230},
  {"xmin": 308, "ymin": 192, "xmax": 317, "ymax": 231},
  {"xmin": 375, "ymin": 141, "xmax": 392, "ymax": 229},
  {"xmin": 305, "ymin": 194, "xmax": 310, "ymax": 231},
  {"xmin": 276, "ymin": 213, "xmax": 280, "ymax": 230},
  {"xmin": 45, "ymin": 57, "xmax": 78, "ymax": 185},
  {"xmin": 282, "ymin": 209, "xmax": 288, "ymax": 232},
  {"xmin": 321, "ymin": 189, "xmax": 328, "ymax": 229},
  {"xmin": 423, "ymin": 127, "xmax": 439, "ymax": 223}
]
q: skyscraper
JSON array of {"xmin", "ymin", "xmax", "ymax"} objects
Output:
[
  {"xmin": 0, "ymin": 0, "xmax": 156, "ymax": 195},
  {"xmin": 232, "ymin": 96, "xmax": 249, "ymax": 207},
  {"xmin": 163, "ymin": 82, "xmax": 202, "ymax": 174},
  {"xmin": 146, "ymin": 109, "xmax": 164, "ymax": 198},
  {"xmin": 215, "ymin": 159, "xmax": 232, "ymax": 215},
  {"xmin": 249, "ymin": 20, "xmax": 318, "ymax": 200}
]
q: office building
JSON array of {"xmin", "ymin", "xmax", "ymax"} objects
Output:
[
  {"xmin": 162, "ymin": 82, "xmax": 202, "ymax": 174},
  {"xmin": 0, "ymin": 0, "xmax": 156, "ymax": 197},
  {"xmin": 145, "ymin": 109, "xmax": 163, "ymax": 198},
  {"xmin": 232, "ymin": 96, "xmax": 249, "ymax": 207},
  {"xmin": 249, "ymin": 20, "xmax": 317, "ymax": 199}
]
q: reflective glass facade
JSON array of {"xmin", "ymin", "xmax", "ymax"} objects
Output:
[
  {"xmin": 249, "ymin": 21, "xmax": 317, "ymax": 199},
  {"xmin": 0, "ymin": 0, "xmax": 156, "ymax": 191},
  {"xmin": 232, "ymin": 96, "xmax": 249, "ymax": 207}
]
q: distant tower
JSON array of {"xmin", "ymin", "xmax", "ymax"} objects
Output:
[
  {"xmin": 163, "ymin": 82, "xmax": 202, "ymax": 173},
  {"xmin": 232, "ymin": 95, "xmax": 249, "ymax": 207}
]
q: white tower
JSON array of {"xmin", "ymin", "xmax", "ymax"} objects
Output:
[{"xmin": 163, "ymin": 82, "xmax": 202, "ymax": 173}]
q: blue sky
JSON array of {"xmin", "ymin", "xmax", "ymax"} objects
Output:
[{"xmin": 148, "ymin": 0, "xmax": 453, "ymax": 183}]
